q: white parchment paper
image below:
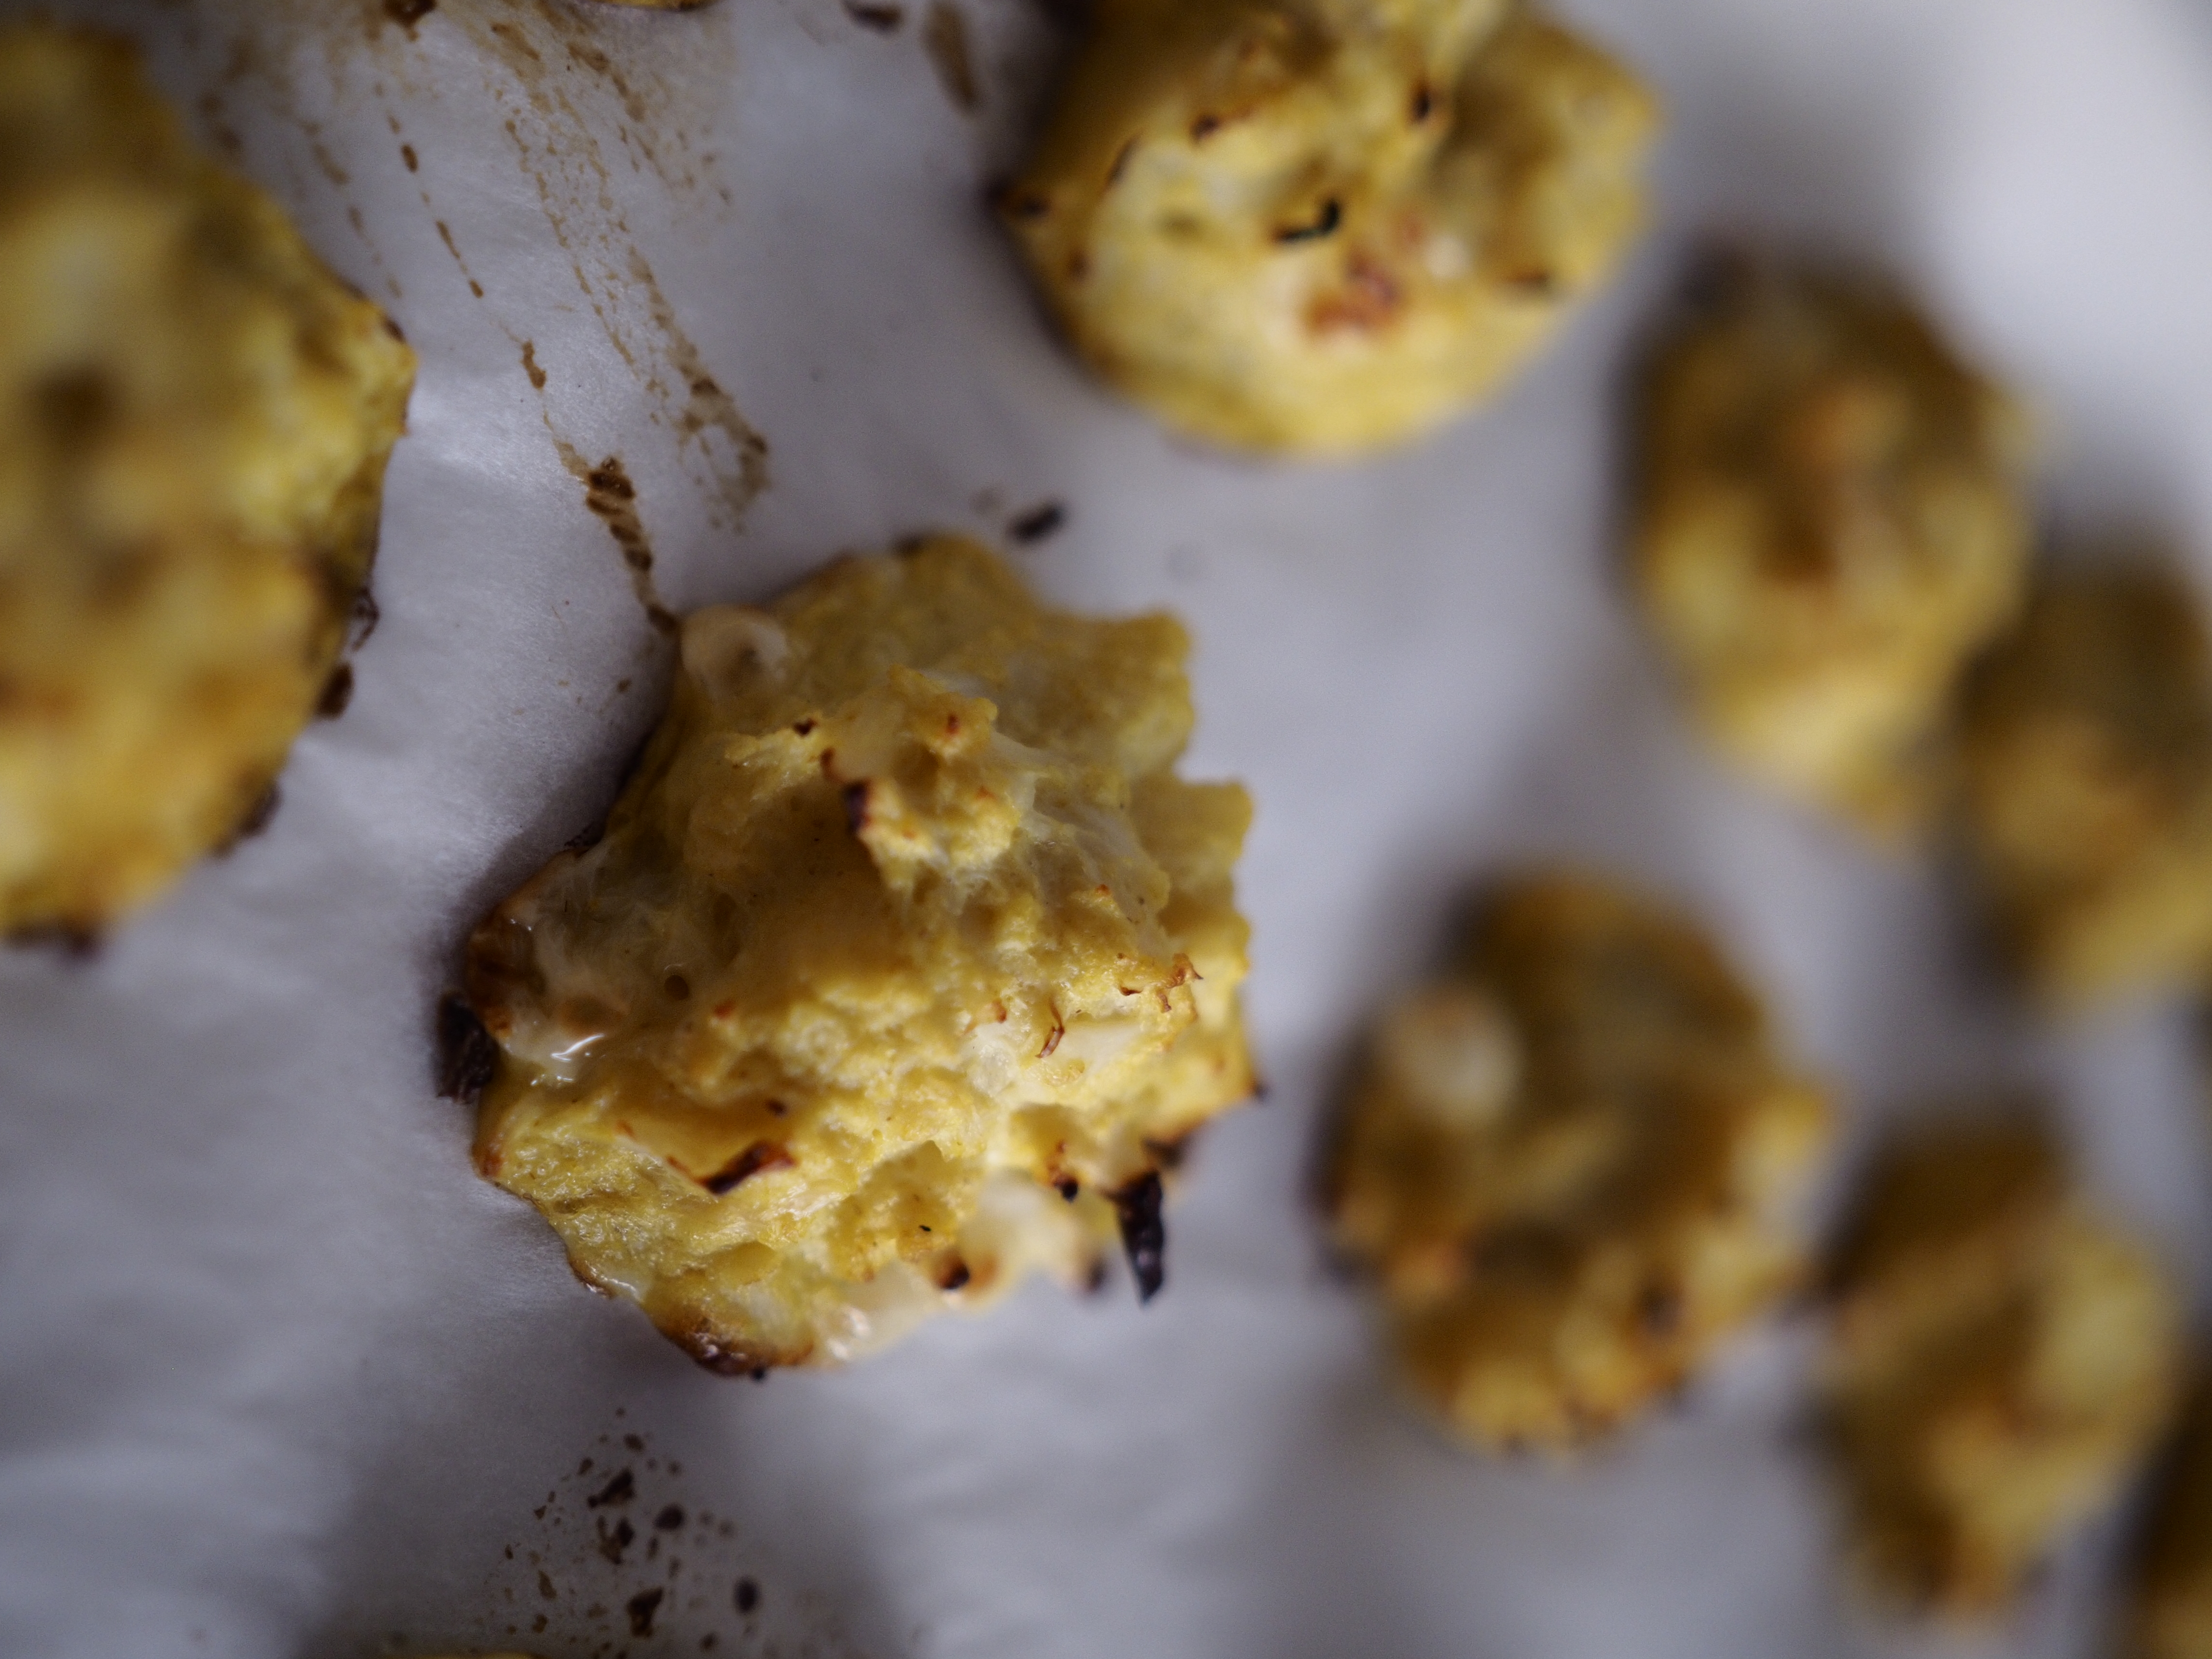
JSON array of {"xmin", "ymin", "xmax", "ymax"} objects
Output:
[{"xmin": 5, "ymin": 1, "xmax": 2212, "ymax": 1656}]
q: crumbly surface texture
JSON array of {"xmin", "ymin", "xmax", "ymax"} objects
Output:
[
  {"xmin": 997, "ymin": 0, "xmax": 1657, "ymax": 456},
  {"xmin": 2129, "ymin": 1379, "xmax": 2212, "ymax": 1659},
  {"xmin": 0, "ymin": 25, "xmax": 414, "ymax": 935},
  {"xmin": 468, "ymin": 538, "xmax": 1254, "ymax": 1370},
  {"xmin": 1323, "ymin": 872, "xmax": 1830, "ymax": 1452},
  {"xmin": 1824, "ymin": 1121, "xmax": 2179, "ymax": 1617},
  {"xmin": 1633, "ymin": 254, "xmax": 2033, "ymax": 834},
  {"xmin": 1957, "ymin": 564, "xmax": 2212, "ymax": 1009}
]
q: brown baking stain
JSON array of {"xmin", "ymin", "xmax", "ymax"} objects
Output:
[
  {"xmin": 520, "ymin": 340, "xmax": 548, "ymax": 390},
  {"xmin": 383, "ymin": 0, "xmax": 438, "ymax": 32},
  {"xmin": 845, "ymin": 0, "xmax": 905, "ymax": 29},
  {"xmin": 552, "ymin": 443, "xmax": 678, "ymax": 635},
  {"xmin": 923, "ymin": 2, "xmax": 981, "ymax": 112}
]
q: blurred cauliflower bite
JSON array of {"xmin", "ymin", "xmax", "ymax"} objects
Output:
[
  {"xmin": 467, "ymin": 538, "xmax": 1254, "ymax": 1370},
  {"xmin": 997, "ymin": 0, "xmax": 1657, "ymax": 455},
  {"xmin": 1824, "ymin": 1120, "xmax": 2179, "ymax": 1615},
  {"xmin": 1957, "ymin": 564, "xmax": 2212, "ymax": 1008},
  {"xmin": 0, "ymin": 25, "xmax": 414, "ymax": 935},
  {"xmin": 1634, "ymin": 256, "xmax": 2033, "ymax": 832},
  {"xmin": 1324, "ymin": 874, "xmax": 1830, "ymax": 1451}
]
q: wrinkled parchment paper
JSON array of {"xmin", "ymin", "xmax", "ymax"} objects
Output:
[{"xmin": 6, "ymin": 0, "xmax": 2212, "ymax": 1655}]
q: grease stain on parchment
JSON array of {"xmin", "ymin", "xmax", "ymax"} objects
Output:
[
  {"xmin": 551, "ymin": 444, "xmax": 679, "ymax": 635},
  {"xmin": 171, "ymin": 0, "xmax": 770, "ymax": 554}
]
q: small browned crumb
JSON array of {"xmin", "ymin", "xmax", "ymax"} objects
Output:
[
  {"xmin": 2127, "ymin": 1374, "xmax": 2212, "ymax": 1659},
  {"xmin": 1956, "ymin": 560, "xmax": 2212, "ymax": 1010},
  {"xmin": 1324, "ymin": 871, "xmax": 1830, "ymax": 1452},
  {"xmin": 1633, "ymin": 250, "xmax": 2034, "ymax": 835},
  {"xmin": 1823, "ymin": 1118, "xmax": 2180, "ymax": 1617}
]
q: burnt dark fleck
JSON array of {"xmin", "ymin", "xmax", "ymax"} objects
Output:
[
  {"xmin": 1190, "ymin": 113, "xmax": 1220, "ymax": 140},
  {"xmin": 1274, "ymin": 198, "xmax": 1342, "ymax": 244},
  {"xmin": 218, "ymin": 781, "xmax": 281, "ymax": 852},
  {"xmin": 316, "ymin": 661, "xmax": 355, "ymax": 719},
  {"xmin": 1409, "ymin": 81, "xmax": 1432, "ymax": 122},
  {"xmin": 586, "ymin": 1468, "xmax": 636, "ymax": 1509},
  {"xmin": 1008, "ymin": 501, "xmax": 1066, "ymax": 544},
  {"xmin": 655, "ymin": 1503, "xmax": 686, "ymax": 1531},
  {"xmin": 626, "ymin": 1587, "xmax": 664, "ymax": 1637},
  {"xmin": 735, "ymin": 1578, "xmax": 760, "ymax": 1615},
  {"xmin": 704, "ymin": 1142, "xmax": 794, "ymax": 1195},
  {"xmin": 435, "ymin": 993, "xmax": 497, "ymax": 1105},
  {"xmin": 793, "ymin": 718, "xmax": 817, "ymax": 736},
  {"xmin": 1056, "ymin": 1177, "xmax": 1080, "ymax": 1202},
  {"xmin": 938, "ymin": 1259, "xmax": 971, "ymax": 1292},
  {"xmin": 385, "ymin": 0, "xmax": 436, "ymax": 26},
  {"xmin": 1111, "ymin": 1171, "xmax": 1167, "ymax": 1303}
]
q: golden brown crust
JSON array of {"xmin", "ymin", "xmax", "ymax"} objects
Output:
[
  {"xmin": 468, "ymin": 538, "xmax": 1253, "ymax": 1370},
  {"xmin": 1956, "ymin": 562, "xmax": 2212, "ymax": 1008},
  {"xmin": 0, "ymin": 24, "xmax": 415, "ymax": 933},
  {"xmin": 1324, "ymin": 871, "xmax": 1829, "ymax": 1451},
  {"xmin": 1823, "ymin": 1118, "xmax": 2181, "ymax": 1616},
  {"xmin": 1632, "ymin": 252, "xmax": 2033, "ymax": 834},
  {"xmin": 998, "ymin": 0, "xmax": 1656, "ymax": 456}
]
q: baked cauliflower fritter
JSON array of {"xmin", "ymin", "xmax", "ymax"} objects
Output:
[
  {"xmin": 1824, "ymin": 1119, "xmax": 2180, "ymax": 1616},
  {"xmin": 2129, "ymin": 1378, "xmax": 2212, "ymax": 1659},
  {"xmin": 465, "ymin": 538, "xmax": 1254, "ymax": 1371},
  {"xmin": 996, "ymin": 0, "xmax": 1657, "ymax": 456},
  {"xmin": 1323, "ymin": 873, "xmax": 1830, "ymax": 1452},
  {"xmin": 0, "ymin": 25, "xmax": 414, "ymax": 936},
  {"xmin": 1633, "ymin": 253, "xmax": 2034, "ymax": 834},
  {"xmin": 1956, "ymin": 563, "xmax": 2212, "ymax": 1010}
]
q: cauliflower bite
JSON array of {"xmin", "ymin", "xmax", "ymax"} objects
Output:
[
  {"xmin": 1633, "ymin": 253, "xmax": 2034, "ymax": 834},
  {"xmin": 2128, "ymin": 1379, "xmax": 2212, "ymax": 1659},
  {"xmin": 1956, "ymin": 564, "xmax": 2212, "ymax": 1009},
  {"xmin": 1323, "ymin": 872, "xmax": 1830, "ymax": 1452},
  {"xmin": 1824, "ymin": 1119, "xmax": 2180, "ymax": 1616},
  {"xmin": 0, "ymin": 25, "xmax": 413, "ymax": 938},
  {"xmin": 995, "ymin": 0, "xmax": 1657, "ymax": 456},
  {"xmin": 464, "ymin": 538, "xmax": 1254, "ymax": 1371}
]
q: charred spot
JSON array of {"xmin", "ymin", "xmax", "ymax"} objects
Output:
[
  {"xmin": 736, "ymin": 1578, "xmax": 761, "ymax": 1615},
  {"xmin": 400, "ymin": 143, "xmax": 419, "ymax": 173},
  {"xmin": 1275, "ymin": 198, "xmax": 1342, "ymax": 245},
  {"xmin": 6, "ymin": 922, "xmax": 101, "ymax": 962},
  {"xmin": 842, "ymin": 781, "xmax": 872, "ymax": 836},
  {"xmin": 1190, "ymin": 113, "xmax": 1221, "ymax": 141},
  {"xmin": 316, "ymin": 661, "xmax": 355, "ymax": 719},
  {"xmin": 937, "ymin": 1258, "xmax": 972, "ymax": 1292},
  {"xmin": 626, "ymin": 1587, "xmax": 664, "ymax": 1637},
  {"xmin": 350, "ymin": 586, "xmax": 382, "ymax": 649},
  {"xmin": 217, "ymin": 781, "xmax": 282, "ymax": 854},
  {"xmin": 655, "ymin": 1503, "xmax": 686, "ymax": 1530},
  {"xmin": 586, "ymin": 1468, "xmax": 635, "ymax": 1509},
  {"xmin": 793, "ymin": 718, "xmax": 817, "ymax": 736},
  {"xmin": 989, "ymin": 180, "xmax": 1051, "ymax": 221},
  {"xmin": 1056, "ymin": 1177, "xmax": 1080, "ymax": 1202},
  {"xmin": 384, "ymin": 0, "xmax": 437, "ymax": 27},
  {"xmin": 703, "ymin": 1142, "xmax": 795, "ymax": 1195},
  {"xmin": 1409, "ymin": 81, "xmax": 1433, "ymax": 122},
  {"xmin": 1111, "ymin": 1172, "xmax": 1167, "ymax": 1303},
  {"xmin": 1008, "ymin": 501, "xmax": 1066, "ymax": 544},
  {"xmin": 436, "ymin": 994, "xmax": 498, "ymax": 1105}
]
